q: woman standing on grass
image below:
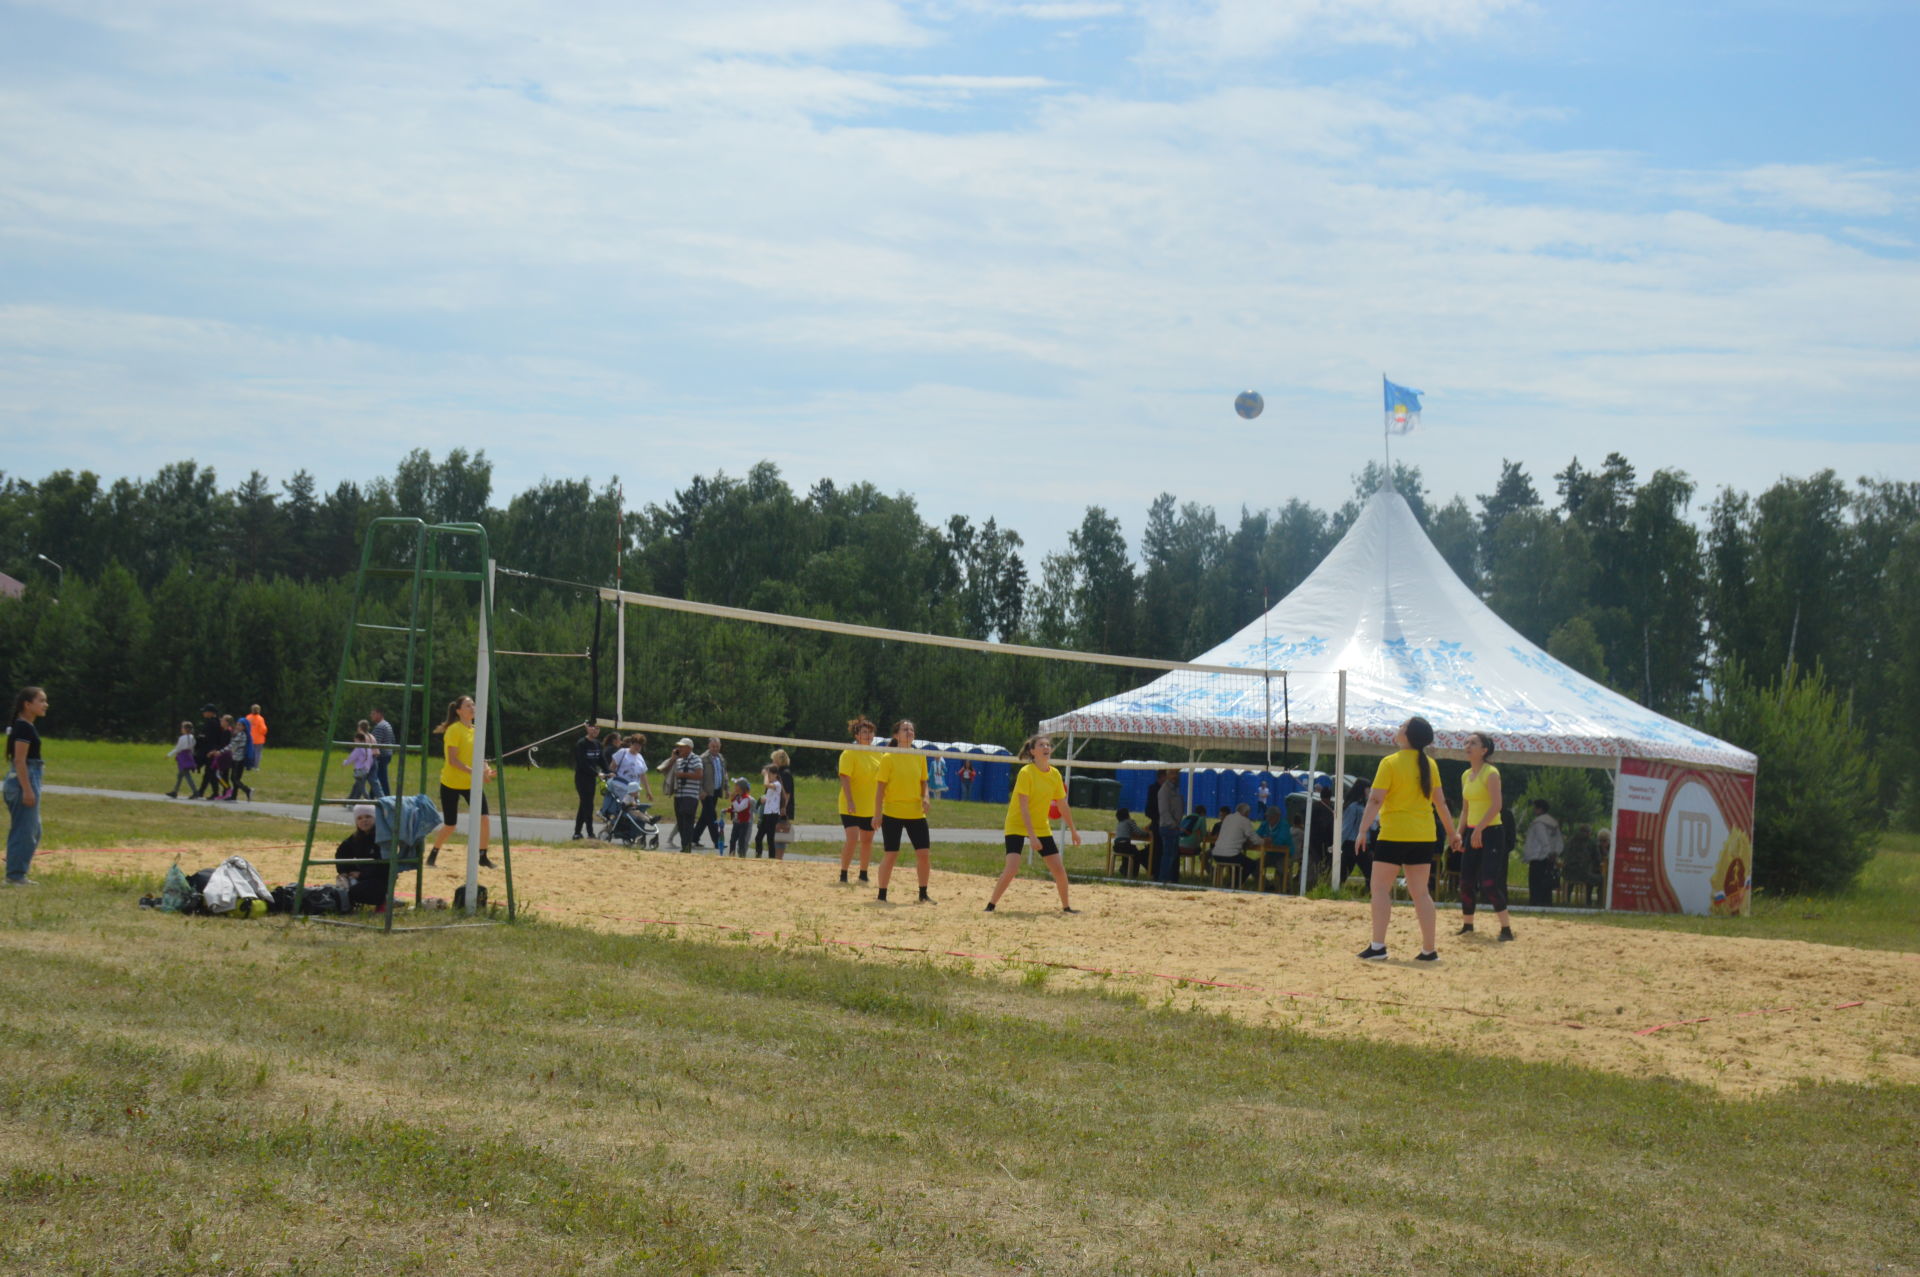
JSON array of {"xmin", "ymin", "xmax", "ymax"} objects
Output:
[
  {"xmin": 571, "ymin": 722, "xmax": 609, "ymax": 840},
  {"xmin": 770, "ymin": 748, "xmax": 795, "ymax": 824},
  {"xmin": 836, "ymin": 716, "xmax": 881, "ymax": 884},
  {"xmin": 1455, "ymin": 731, "xmax": 1514, "ymax": 942},
  {"xmin": 1352, "ymin": 716, "xmax": 1460, "ymax": 963},
  {"xmin": 5, "ymin": 686, "xmax": 48, "ymax": 887},
  {"xmin": 986, "ymin": 734, "xmax": 1080, "ymax": 914},
  {"xmin": 427, "ymin": 696, "xmax": 495, "ymax": 869},
  {"xmin": 871, "ymin": 719, "xmax": 932, "ymax": 904}
]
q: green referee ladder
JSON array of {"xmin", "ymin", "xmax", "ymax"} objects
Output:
[{"xmin": 296, "ymin": 517, "xmax": 516, "ymax": 931}]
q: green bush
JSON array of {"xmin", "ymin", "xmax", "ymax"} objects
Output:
[{"xmin": 1697, "ymin": 659, "xmax": 1879, "ymax": 894}]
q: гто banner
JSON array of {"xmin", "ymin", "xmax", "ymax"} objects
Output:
[{"xmin": 1608, "ymin": 758, "xmax": 1755, "ymax": 917}]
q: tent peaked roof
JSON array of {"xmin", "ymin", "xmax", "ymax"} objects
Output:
[{"xmin": 1042, "ymin": 488, "xmax": 1755, "ymax": 773}]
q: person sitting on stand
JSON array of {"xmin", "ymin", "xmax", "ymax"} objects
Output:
[{"xmin": 336, "ymin": 804, "xmax": 391, "ymax": 908}]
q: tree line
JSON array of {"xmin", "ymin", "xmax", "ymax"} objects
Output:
[{"xmin": 1, "ymin": 450, "xmax": 1913, "ymax": 889}]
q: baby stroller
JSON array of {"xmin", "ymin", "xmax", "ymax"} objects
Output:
[{"xmin": 600, "ymin": 777, "xmax": 660, "ymax": 848}]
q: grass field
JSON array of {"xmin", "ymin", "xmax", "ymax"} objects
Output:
[
  {"xmin": 50, "ymin": 738, "xmax": 1108, "ymax": 830},
  {"xmin": 2, "ymin": 870, "xmax": 1915, "ymax": 1276}
]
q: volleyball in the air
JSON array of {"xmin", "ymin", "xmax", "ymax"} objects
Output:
[{"xmin": 1234, "ymin": 390, "xmax": 1264, "ymax": 420}]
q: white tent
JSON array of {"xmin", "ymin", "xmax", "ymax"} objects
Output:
[{"xmin": 1043, "ymin": 489, "xmax": 1755, "ymax": 775}]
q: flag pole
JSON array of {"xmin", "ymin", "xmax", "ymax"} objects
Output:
[{"xmin": 1381, "ymin": 372, "xmax": 1391, "ymax": 483}]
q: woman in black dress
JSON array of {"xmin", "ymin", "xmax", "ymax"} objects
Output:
[{"xmin": 572, "ymin": 723, "xmax": 609, "ymax": 839}]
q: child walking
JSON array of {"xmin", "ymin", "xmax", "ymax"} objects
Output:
[
  {"xmin": 755, "ymin": 765, "xmax": 785, "ymax": 857},
  {"xmin": 165, "ymin": 720, "xmax": 196, "ymax": 798}
]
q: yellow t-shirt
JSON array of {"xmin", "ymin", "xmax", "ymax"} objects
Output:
[
  {"xmin": 1372, "ymin": 749, "xmax": 1438, "ymax": 843},
  {"xmin": 876, "ymin": 750, "xmax": 929, "ymax": 820},
  {"xmin": 837, "ymin": 747, "xmax": 882, "ymax": 818},
  {"xmin": 1461, "ymin": 764, "xmax": 1502, "ymax": 828},
  {"xmin": 1003, "ymin": 764, "xmax": 1067, "ymax": 837},
  {"xmin": 441, "ymin": 720, "xmax": 474, "ymax": 791}
]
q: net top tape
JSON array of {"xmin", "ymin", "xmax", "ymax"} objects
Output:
[{"xmin": 600, "ymin": 586, "xmax": 1288, "ymax": 680}]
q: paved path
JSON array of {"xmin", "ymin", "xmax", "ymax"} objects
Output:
[{"xmin": 44, "ymin": 785, "xmax": 1013, "ymax": 845}]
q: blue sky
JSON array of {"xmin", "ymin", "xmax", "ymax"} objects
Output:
[{"xmin": 3, "ymin": 0, "xmax": 1915, "ymax": 556}]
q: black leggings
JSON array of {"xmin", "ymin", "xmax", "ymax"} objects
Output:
[
  {"xmin": 754, "ymin": 812, "xmax": 781, "ymax": 856},
  {"xmin": 1460, "ymin": 827, "xmax": 1510, "ymax": 915},
  {"xmin": 574, "ymin": 773, "xmax": 598, "ymax": 837}
]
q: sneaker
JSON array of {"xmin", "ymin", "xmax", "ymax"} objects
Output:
[
  {"xmin": 4, "ymin": 877, "xmax": 36, "ymax": 887},
  {"xmin": 1357, "ymin": 943, "xmax": 1388, "ymax": 961},
  {"xmin": 1498, "ymin": 928, "xmax": 1515, "ymax": 942},
  {"xmin": 1061, "ymin": 906, "xmax": 1079, "ymax": 914},
  {"xmin": 1414, "ymin": 950, "xmax": 1441, "ymax": 963},
  {"xmin": 838, "ymin": 870, "xmax": 848, "ymax": 884},
  {"xmin": 478, "ymin": 852, "xmax": 496, "ymax": 869},
  {"xmin": 876, "ymin": 887, "xmax": 888, "ymax": 902},
  {"xmin": 857, "ymin": 871, "xmax": 869, "ymax": 883},
  {"xmin": 984, "ymin": 902, "xmax": 996, "ymax": 912},
  {"xmin": 918, "ymin": 888, "xmax": 933, "ymax": 904},
  {"xmin": 426, "ymin": 847, "xmax": 439, "ymax": 867},
  {"xmin": 1456, "ymin": 923, "xmax": 1475, "ymax": 935}
]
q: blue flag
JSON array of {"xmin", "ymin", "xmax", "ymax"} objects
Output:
[{"xmin": 1383, "ymin": 377, "xmax": 1422, "ymax": 435}]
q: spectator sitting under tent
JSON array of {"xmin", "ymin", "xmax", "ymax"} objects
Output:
[{"xmin": 1210, "ymin": 803, "xmax": 1260, "ymax": 884}]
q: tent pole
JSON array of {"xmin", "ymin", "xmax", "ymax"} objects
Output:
[
  {"xmin": 1299, "ymin": 733, "xmax": 1318, "ymax": 895},
  {"xmin": 1331, "ymin": 670, "xmax": 1347, "ymax": 891},
  {"xmin": 1603, "ymin": 758, "xmax": 1624, "ymax": 913}
]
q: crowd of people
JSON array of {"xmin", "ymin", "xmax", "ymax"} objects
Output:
[{"xmin": 165, "ymin": 702, "xmax": 270, "ymax": 802}]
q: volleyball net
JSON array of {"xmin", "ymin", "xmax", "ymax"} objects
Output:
[{"xmin": 595, "ymin": 585, "xmax": 1349, "ymax": 803}]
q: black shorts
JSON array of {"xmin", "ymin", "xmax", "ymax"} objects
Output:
[
  {"xmin": 840, "ymin": 813, "xmax": 874, "ymax": 830},
  {"xmin": 881, "ymin": 815, "xmax": 930, "ymax": 852},
  {"xmin": 1004, "ymin": 834, "xmax": 1061, "ymax": 858},
  {"xmin": 440, "ymin": 784, "xmax": 489, "ymax": 827},
  {"xmin": 1367, "ymin": 838, "xmax": 1435, "ymax": 867}
]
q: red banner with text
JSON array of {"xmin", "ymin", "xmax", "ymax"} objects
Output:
[{"xmin": 1609, "ymin": 759, "xmax": 1755, "ymax": 916}]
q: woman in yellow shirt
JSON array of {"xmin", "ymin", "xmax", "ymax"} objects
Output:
[
  {"xmin": 836, "ymin": 715, "xmax": 882, "ymax": 885},
  {"xmin": 1456, "ymin": 731, "xmax": 1514, "ymax": 941},
  {"xmin": 428, "ymin": 695, "xmax": 497, "ymax": 869},
  {"xmin": 871, "ymin": 719, "xmax": 933, "ymax": 904},
  {"xmin": 985, "ymin": 734, "xmax": 1081, "ymax": 914},
  {"xmin": 1353, "ymin": 715, "xmax": 1459, "ymax": 962}
]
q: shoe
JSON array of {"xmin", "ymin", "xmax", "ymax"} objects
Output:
[
  {"xmin": 857, "ymin": 871, "xmax": 869, "ymax": 883},
  {"xmin": 984, "ymin": 902, "xmax": 996, "ymax": 912},
  {"xmin": 1061, "ymin": 906, "xmax": 1079, "ymax": 914},
  {"xmin": 3, "ymin": 877, "xmax": 36, "ymax": 887},
  {"xmin": 839, "ymin": 871, "xmax": 848, "ymax": 883},
  {"xmin": 478, "ymin": 852, "xmax": 496, "ymax": 869},
  {"xmin": 918, "ymin": 888, "xmax": 932, "ymax": 903},
  {"xmin": 1456, "ymin": 923, "xmax": 1475, "ymax": 934},
  {"xmin": 876, "ymin": 887, "xmax": 888, "ymax": 901},
  {"xmin": 1357, "ymin": 944, "xmax": 1388, "ymax": 961},
  {"xmin": 1498, "ymin": 928, "xmax": 1515, "ymax": 942},
  {"xmin": 1415, "ymin": 950, "xmax": 1441, "ymax": 963},
  {"xmin": 426, "ymin": 847, "xmax": 439, "ymax": 867}
]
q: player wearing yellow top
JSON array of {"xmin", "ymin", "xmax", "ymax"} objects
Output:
[
  {"xmin": 1353, "ymin": 716, "xmax": 1459, "ymax": 962},
  {"xmin": 871, "ymin": 719, "xmax": 934, "ymax": 904},
  {"xmin": 427, "ymin": 695, "xmax": 496, "ymax": 870},
  {"xmin": 985, "ymin": 734, "xmax": 1081, "ymax": 914},
  {"xmin": 836, "ymin": 715, "xmax": 882, "ymax": 884},
  {"xmin": 1455, "ymin": 731, "xmax": 1514, "ymax": 941}
]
